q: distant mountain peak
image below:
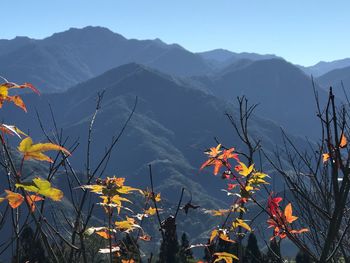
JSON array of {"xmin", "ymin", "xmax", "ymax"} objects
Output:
[{"xmin": 44, "ymin": 25, "xmax": 126, "ymax": 44}]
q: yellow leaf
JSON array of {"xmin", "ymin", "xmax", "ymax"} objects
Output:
[
  {"xmin": 210, "ymin": 229, "xmax": 218, "ymax": 243},
  {"xmin": 213, "ymin": 252, "xmax": 239, "ymax": 263},
  {"xmin": 205, "ymin": 144, "xmax": 222, "ymax": 157},
  {"xmin": 238, "ymin": 162, "xmax": 254, "ymax": 177},
  {"xmin": 18, "ymin": 137, "xmax": 71, "ymax": 163},
  {"xmin": 145, "ymin": 207, "xmax": 157, "ymax": 216},
  {"xmin": 16, "ymin": 177, "xmax": 63, "ymax": 201},
  {"xmin": 323, "ymin": 153, "xmax": 330, "ymax": 163},
  {"xmin": 232, "ymin": 219, "xmax": 251, "ymax": 232},
  {"xmin": 155, "ymin": 193, "xmax": 161, "ymax": 202},
  {"xmin": 115, "ymin": 217, "xmax": 140, "ymax": 232}
]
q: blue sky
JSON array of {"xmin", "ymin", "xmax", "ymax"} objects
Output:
[{"xmin": 1, "ymin": 1, "xmax": 349, "ymax": 66}]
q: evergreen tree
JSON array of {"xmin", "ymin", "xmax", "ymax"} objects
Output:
[
  {"xmin": 158, "ymin": 216, "xmax": 179, "ymax": 263},
  {"xmin": 264, "ymin": 239, "xmax": 282, "ymax": 263},
  {"xmin": 178, "ymin": 232, "xmax": 193, "ymax": 262},
  {"xmin": 16, "ymin": 225, "xmax": 47, "ymax": 263},
  {"xmin": 243, "ymin": 233, "xmax": 262, "ymax": 263},
  {"xmin": 295, "ymin": 250, "xmax": 311, "ymax": 263}
]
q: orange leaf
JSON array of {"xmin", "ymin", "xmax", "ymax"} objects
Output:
[
  {"xmin": 10, "ymin": 95, "xmax": 27, "ymax": 112},
  {"xmin": 26, "ymin": 195, "xmax": 44, "ymax": 212},
  {"xmin": 322, "ymin": 153, "xmax": 330, "ymax": 163},
  {"xmin": 340, "ymin": 133, "xmax": 347, "ymax": 148},
  {"xmin": 96, "ymin": 230, "xmax": 112, "ymax": 239},
  {"xmin": 4, "ymin": 190, "xmax": 24, "ymax": 209},
  {"xmin": 284, "ymin": 203, "xmax": 298, "ymax": 224}
]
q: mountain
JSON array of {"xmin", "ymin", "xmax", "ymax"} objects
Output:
[
  {"xmin": 197, "ymin": 48, "xmax": 280, "ymax": 69},
  {"xmin": 0, "ymin": 62, "xmax": 317, "ymax": 260},
  {"xmin": 188, "ymin": 59, "xmax": 329, "ymax": 139},
  {"xmin": 299, "ymin": 58, "xmax": 350, "ymax": 77},
  {"xmin": 0, "ymin": 26, "xmax": 212, "ymax": 93},
  {"xmin": 2, "ymin": 63, "xmax": 309, "ymax": 199},
  {"xmin": 316, "ymin": 65, "xmax": 350, "ymax": 93}
]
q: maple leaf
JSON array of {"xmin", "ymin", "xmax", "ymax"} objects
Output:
[
  {"xmin": 232, "ymin": 218, "xmax": 251, "ymax": 232},
  {"xmin": 284, "ymin": 203, "xmax": 298, "ymax": 223},
  {"xmin": 18, "ymin": 137, "xmax": 70, "ymax": 163},
  {"xmin": 322, "ymin": 153, "xmax": 330, "ymax": 163},
  {"xmin": 16, "ymin": 177, "xmax": 63, "ymax": 201},
  {"xmin": 238, "ymin": 162, "xmax": 254, "ymax": 177},
  {"xmin": 26, "ymin": 195, "xmax": 44, "ymax": 212},
  {"xmin": 0, "ymin": 81, "xmax": 39, "ymax": 111},
  {"xmin": 144, "ymin": 207, "xmax": 157, "ymax": 216},
  {"xmin": 115, "ymin": 217, "xmax": 140, "ymax": 232},
  {"xmin": 267, "ymin": 195, "xmax": 283, "ymax": 217},
  {"xmin": 213, "ymin": 252, "xmax": 239, "ymax": 263},
  {"xmin": 0, "ymin": 190, "xmax": 24, "ymax": 208},
  {"xmin": 0, "ymin": 124, "xmax": 27, "ymax": 138},
  {"xmin": 205, "ymin": 144, "xmax": 222, "ymax": 157},
  {"xmin": 96, "ymin": 230, "xmax": 112, "ymax": 239},
  {"xmin": 219, "ymin": 148, "xmax": 239, "ymax": 162},
  {"xmin": 200, "ymin": 158, "xmax": 224, "ymax": 175},
  {"xmin": 340, "ymin": 133, "xmax": 347, "ymax": 148}
]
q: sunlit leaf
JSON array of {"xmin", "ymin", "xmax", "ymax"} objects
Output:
[
  {"xmin": 322, "ymin": 153, "xmax": 330, "ymax": 163},
  {"xmin": 213, "ymin": 252, "xmax": 239, "ymax": 263},
  {"xmin": 18, "ymin": 137, "xmax": 70, "ymax": 163},
  {"xmin": 238, "ymin": 162, "xmax": 254, "ymax": 177},
  {"xmin": 0, "ymin": 124, "xmax": 27, "ymax": 138},
  {"xmin": 26, "ymin": 195, "xmax": 44, "ymax": 212},
  {"xmin": 2, "ymin": 190, "xmax": 24, "ymax": 208},
  {"xmin": 284, "ymin": 203, "xmax": 298, "ymax": 223},
  {"xmin": 340, "ymin": 133, "xmax": 347, "ymax": 148},
  {"xmin": 232, "ymin": 219, "xmax": 251, "ymax": 232},
  {"xmin": 16, "ymin": 177, "xmax": 63, "ymax": 201}
]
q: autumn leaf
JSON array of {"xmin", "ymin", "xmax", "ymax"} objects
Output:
[
  {"xmin": 26, "ymin": 195, "xmax": 44, "ymax": 212},
  {"xmin": 144, "ymin": 207, "xmax": 157, "ymax": 216},
  {"xmin": 0, "ymin": 124, "xmax": 27, "ymax": 138},
  {"xmin": 340, "ymin": 133, "xmax": 347, "ymax": 148},
  {"xmin": 18, "ymin": 137, "xmax": 71, "ymax": 163},
  {"xmin": 322, "ymin": 153, "xmax": 330, "ymax": 163},
  {"xmin": 232, "ymin": 219, "xmax": 251, "ymax": 232},
  {"xmin": 205, "ymin": 144, "xmax": 222, "ymax": 157},
  {"xmin": 0, "ymin": 190, "xmax": 24, "ymax": 208},
  {"xmin": 200, "ymin": 158, "xmax": 224, "ymax": 175},
  {"xmin": 16, "ymin": 177, "xmax": 63, "ymax": 201},
  {"xmin": 96, "ymin": 230, "xmax": 112, "ymax": 239},
  {"xmin": 0, "ymin": 81, "xmax": 39, "ymax": 111},
  {"xmin": 213, "ymin": 252, "xmax": 239, "ymax": 263},
  {"xmin": 210, "ymin": 230, "xmax": 218, "ymax": 243},
  {"xmin": 284, "ymin": 203, "xmax": 298, "ymax": 223},
  {"xmin": 115, "ymin": 217, "xmax": 140, "ymax": 232},
  {"xmin": 238, "ymin": 162, "xmax": 254, "ymax": 177}
]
